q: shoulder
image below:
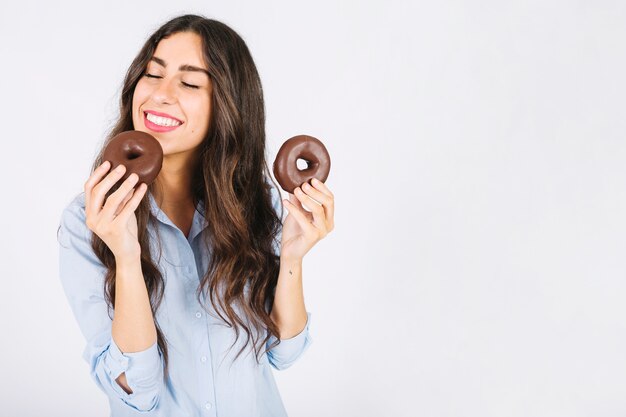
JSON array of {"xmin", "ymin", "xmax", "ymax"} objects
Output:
[
  {"xmin": 60, "ymin": 191, "xmax": 88, "ymax": 224},
  {"xmin": 57, "ymin": 192, "xmax": 89, "ymax": 247}
]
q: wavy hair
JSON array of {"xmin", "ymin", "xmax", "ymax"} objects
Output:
[{"xmin": 87, "ymin": 14, "xmax": 284, "ymax": 381}]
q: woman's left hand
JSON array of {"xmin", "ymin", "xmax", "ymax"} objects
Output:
[{"xmin": 280, "ymin": 178, "xmax": 335, "ymax": 262}]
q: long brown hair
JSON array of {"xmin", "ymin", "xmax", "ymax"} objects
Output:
[{"xmin": 89, "ymin": 14, "xmax": 284, "ymax": 381}]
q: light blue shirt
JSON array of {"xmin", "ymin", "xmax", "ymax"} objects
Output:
[{"xmin": 57, "ymin": 180, "xmax": 312, "ymax": 417}]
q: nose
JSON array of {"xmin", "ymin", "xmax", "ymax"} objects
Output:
[{"xmin": 150, "ymin": 77, "xmax": 177, "ymax": 105}]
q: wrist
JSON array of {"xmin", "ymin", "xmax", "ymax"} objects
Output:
[
  {"xmin": 115, "ymin": 253, "xmax": 141, "ymax": 270},
  {"xmin": 280, "ymin": 256, "xmax": 303, "ymax": 267}
]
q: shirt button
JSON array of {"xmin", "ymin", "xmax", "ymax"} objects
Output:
[
  {"xmin": 201, "ymin": 356, "xmax": 207, "ymax": 363},
  {"xmin": 205, "ymin": 402, "xmax": 212, "ymax": 409},
  {"xmin": 196, "ymin": 311, "xmax": 202, "ymax": 318}
]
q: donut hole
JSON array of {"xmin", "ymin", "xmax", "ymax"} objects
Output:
[
  {"xmin": 127, "ymin": 151, "xmax": 142, "ymax": 160},
  {"xmin": 296, "ymin": 158, "xmax": 309, "ymax": 170}
]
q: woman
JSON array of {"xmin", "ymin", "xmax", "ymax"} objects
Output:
[{"xmin": 57, "ymin": 14, "xmax": 335, "ymax": 416}]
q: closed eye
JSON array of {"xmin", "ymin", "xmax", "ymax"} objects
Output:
[{"xmin": 143, "ymin": 73, "xmax": 199, "ymax": 89}]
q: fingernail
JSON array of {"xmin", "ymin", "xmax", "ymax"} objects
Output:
[
  {"xmin": 116, "ymin": 165, "xmax": 125, "ymax": 172},
  {"xmin": 303, "ymin": 183, "xmax": 311, "ymax": 190}
]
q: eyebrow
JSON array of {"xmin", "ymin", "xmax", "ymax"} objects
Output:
[{"xmin": 150, "ymin": 56, "xmax": 210, "ymax": 77}]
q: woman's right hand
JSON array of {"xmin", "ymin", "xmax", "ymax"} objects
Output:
[{"xmin": 84, "ymin": 161, "xmax": 149, "ymax": 261}]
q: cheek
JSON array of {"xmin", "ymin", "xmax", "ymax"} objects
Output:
[
  {"xmin": 132, "ymin": 85, "xmax": 151, "ymax": 122},
  {"xmin": 191, "ymin": 96, "xmax": 211, "ymax": 127},
  {"xmin": 133, "ymin": 83, "xmax": 148, "ymax": 106},
  {"xmin": 186, "ymin": 98, "xmax": 210, "ymax": 137}
]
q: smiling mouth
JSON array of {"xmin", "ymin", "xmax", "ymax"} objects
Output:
[{"xmin": 144, "ymin": 111, "xmax": 183, "ymax": 127}]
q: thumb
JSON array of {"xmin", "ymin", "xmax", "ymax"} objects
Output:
[{"xmin": 289, "ymin": 192, "xmax": 303, "ymax": 209}]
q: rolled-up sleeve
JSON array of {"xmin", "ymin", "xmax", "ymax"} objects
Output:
[
  {"xmin": 266, "ymin": 311, "xmax": 313, "ymax": 370},
  {"xmin": 58, "ymin": 195, "xmax": 164, "ymax": 412}
]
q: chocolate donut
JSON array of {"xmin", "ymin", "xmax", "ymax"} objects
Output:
[
  {"xmin": 102, "ymin": 130, "xmax": 163, "ymax": 188},
  {"xmin": 272, "ymin": 135, "xmax": 331, "ymax": 194}
]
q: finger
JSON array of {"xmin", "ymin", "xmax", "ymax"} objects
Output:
[
  {"xmin": 283, "ymin": 197, "xmax": 316, "ymax": 233},
  {"xmin": 310, "ymin": 178, "xmax": 333, "ymax": 199},
  {"xmin": 288, "ymin": 191, "xmax": 304, "ymax": 210},
  {"xmin": 309, "ymin": 179, "xmax": 334, "ymax": 230},
  {"xmin": 102, "ymin": 173, "xmax": 140, "ymax": 221},
  {"xmin": 90, "ymin": 164, "xmax": 128, "ymax": 214},
  {"xmin": 301, "ymin": 181, "xmax": 331, "ymax": 207},
  {"xmin": 288, "ymin": 192, "xmax": 311, "ymax": 220},
  {"xmin": 84, "ymin": 161, "xmax": 111, "ymax": 209},
  {"xmin": 294, "ymin": 186, "xmax": 322, "ymax": 211},
  {"xmin": 115, "ymin": 183, "xmax": 149, "ymax": 223},
  {"xmin": 294, "ymin": 187, "xmax": 326, "ymax": 230},
  {"xmin": 114, "ymin": 187, "xmax": 135, "ymax": 217}
]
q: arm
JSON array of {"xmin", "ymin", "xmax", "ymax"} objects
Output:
[
  {"xmin": 58, "ymin": 195, "xmax": 163, "ymax": 412},
  {"xmin": 270, "ymin": 258, "xmax": 307, "ymax": 339},
  {"xmin": 112, "ymin": 256, "xmax": 158, "ymax": 393},
  {"xmin": 266, "ymin": 257, "xmax": 313, "ymax": 370},
  {"xmin": 265, "ymin": 182, "xmax": 313, "ymax": 370}
]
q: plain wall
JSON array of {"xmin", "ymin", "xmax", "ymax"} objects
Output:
[{"xmin": 1, "ymin": 1, "xmax": 626, "ymax": 416}]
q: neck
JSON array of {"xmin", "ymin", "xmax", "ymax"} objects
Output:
[{"xmin": 152, "ymin": 153, "xmax": 199, "ymax": 208}]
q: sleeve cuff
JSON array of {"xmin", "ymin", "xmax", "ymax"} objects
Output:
[
  {"xmin": 104, "ymin": 337, "xmax": 162, "ymax": 398},
  {"xmin": 267, "ymin": 312, "xmax": 313, "ymax": 370}
]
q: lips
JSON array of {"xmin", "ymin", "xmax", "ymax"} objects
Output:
[
  {"xmin": 144, "ymin": 110, "xmax": 183, "ymax": 123},
  {"xmin": 143, "ymin": 110, "xmax": 183, "ymax": 133}
]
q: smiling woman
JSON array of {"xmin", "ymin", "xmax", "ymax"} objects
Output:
[{"xmin": 57, "ymin": 13, "xmax": 334, "ymax": 417}]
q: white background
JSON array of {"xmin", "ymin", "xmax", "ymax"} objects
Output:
[{"xmin": 1, "ymin": 1, "xmax": 626, "ymax": 416}]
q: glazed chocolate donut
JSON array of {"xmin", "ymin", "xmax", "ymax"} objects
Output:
[
  {"xmin": 102, "ymin": 130, "xmax": 163, "ymax": 188},
  {"xmin": 272, "ymin": 135, "xmax": 331, "ymax": 194}
]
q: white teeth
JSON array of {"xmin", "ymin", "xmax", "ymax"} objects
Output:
[{"xmin": 146, "ymin": 112, "xmax": 181, "ymax": 127}]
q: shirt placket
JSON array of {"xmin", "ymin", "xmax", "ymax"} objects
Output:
[{"xmin": 150, "ymin": 193, "xmax": 217, "ymax": 415}]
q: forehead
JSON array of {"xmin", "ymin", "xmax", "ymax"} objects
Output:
[{"xmin": 152, "ymin": 32, "xmax": 206, "ymax": 68}]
